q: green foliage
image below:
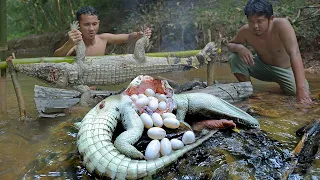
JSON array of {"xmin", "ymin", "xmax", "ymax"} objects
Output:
[
  {"xmin": 7, "ymin": 0, "xmax": 127, "ymax": 40},
  {"xmin": 7, "ymin": 0, "xmax": 319, "ymax": 46}
]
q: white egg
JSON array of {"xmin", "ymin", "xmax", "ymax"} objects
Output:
[
  {"xmin": 140, "ymin": 113, "xmax": 153, "ymax": 129},
  {"xmin": 145, "ymin": 88, "xmax": 155, "ymax": 97},
  {"xmin": 138, "ymin": 94, "xmax": 147, "ymax": 98},
  {"xmin": 162, "ymin": 112, "xmax": 176, "ymax": 119},
  {"xmin": 182, "ymin": 131, "xmax": 196, "ymax": 145},
  {"xmin": 145, "ymin": 140, "xmax": 161, "ymax": 160},
  {"xmin": 152, "ymin": 113, "xmax": 163, "ymax": 127},
  {"xmin": 148, "ymin": 98, "xmax": 159, "ymax": 111},
  {"xmin": 136, "ymin": 97, "xmax": 149, "ymax": 107},
  {"xmin": 158, "ymin": 94, "xmax": 167, "ymax": 102},
  {"xmin": 163, "ymin": 118, "xmax": 180, "ymax": 129},
  {"xmin": 158, "ymin": 101, "xmax": 167, "ymax": 111},
  {"xmin": 130, "ymin": 94, "xmax": 139, "ymax": 101},
  {"xmin": 148, "ymin": 96, "xmax": 157, "ymax": 100},
  {"xmin": 160, "ymin": 138, "xmax": 172, "ymax": 156},
  {"xmin": 170, "ymin": 139, "xmax": 185, "ymax": 150},
  {"xmin": 147, "ymin": 127, "xmax": 166, "ymax": 140},
  {"xmin": 155, "ymin": 93, "xmax": 160, "ymax": 98}
]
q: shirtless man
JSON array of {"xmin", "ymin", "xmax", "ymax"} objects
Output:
[
  {"xmin": 227, "ymin": 0, "xmax": 312, "ymax": 105},
  {"xmin": 54, "ymin": 6, "xmax": 152, "ymax": 57}
]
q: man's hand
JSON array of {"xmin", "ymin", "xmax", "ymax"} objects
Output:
[
  {"xmin": 296, "ymin": 88, "xmax": 313, "ymax": 105},
  {"xmin": 67, "ymin": 29, "xmax": 82, "ymax": 45},
  {"xmin": 137, "ymin": 27, "xmax": 152, "ymax": 39},
  {"xmin": 238, "ymin": 45, "xmax": 254, "ymax": 66}
]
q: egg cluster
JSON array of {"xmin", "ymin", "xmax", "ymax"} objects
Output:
[{"xmin": 130, "ymin": 88, "xmax": 196, "ymax": 160}]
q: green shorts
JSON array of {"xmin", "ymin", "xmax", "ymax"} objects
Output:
[{"xmin": 228, "ymin": 53, "xmax": 309, "ymax": 95}]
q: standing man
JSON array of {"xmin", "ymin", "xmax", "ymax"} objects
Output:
[
  {"xmin": 54, "ymin": 6, "xmax": 152, "ymax": 57},
  {"xmin": 227, "ymin": 0, "xmax": 312, "ymax": 105}
]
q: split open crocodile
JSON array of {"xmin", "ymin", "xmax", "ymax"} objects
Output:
[{"xmin": 76, "ymin": 75, "xmax": 260, "ymax": 179}]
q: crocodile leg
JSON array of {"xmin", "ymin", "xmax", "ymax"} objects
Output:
[{"xmin": 114, "ymin": 96, "xmax": 145, "ymax": 159}]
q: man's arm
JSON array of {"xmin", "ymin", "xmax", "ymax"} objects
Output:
[
  {"xmin": 279, "ymin": 19, "xmax": 312, "ymax": 104},
  {"xmin": 227, "ymin": 26, "xmax": 254, "ymax": 65},
  {"xmin": 54, "ymin": 41, "xmax": 75, "ymax": 56},
  {"xmin": 54, "ymin": 29, "xmax": 82, "ymax": 57},
  {"xmin": 102, "ymin": 32, "xmax": 139, "ymax": 45},
  {"xmin": 102, "ymin": 28, "xmax": 152, "ymax": 45}
]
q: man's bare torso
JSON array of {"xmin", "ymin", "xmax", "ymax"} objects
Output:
[
  {"xmin": 244, "ymin": 18, "xmax": 291, "ymax": 68},
  {"xmin": 84, "ymin": 34, "xmax": 108, "ymax": 56}
]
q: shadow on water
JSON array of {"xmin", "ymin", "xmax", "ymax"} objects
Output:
[{"xmin": 0, "ymin": 64, "xmax": 319, "ymax": 179}]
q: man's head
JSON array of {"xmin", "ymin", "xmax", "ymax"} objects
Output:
[
  {"xmin": 244, "ymin": 0, "xmax": 274, "ymax": 36},
  {"xmin": 76, "ymin": 6, "xmax": 100, "ymax": 40}
]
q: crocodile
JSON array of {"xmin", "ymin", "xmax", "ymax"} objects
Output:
[
  {"xmin": 76, "ymin": 75, "xmax": 259, "ymax": 179},
  {"xmin": 14, "ymin": 21, "xmax": 218, "ymax": 92}
]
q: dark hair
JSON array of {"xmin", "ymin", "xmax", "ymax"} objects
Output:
[
  {"xmin": 76, "ymin": 6, "xmax": 99, "ymax": 21},
  {"xmin": 244, "ymin": 0, "xmax": 273, "ymax": 19}
]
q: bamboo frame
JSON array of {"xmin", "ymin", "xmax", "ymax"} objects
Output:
[{"xmin": 0, "ymin": 50, "xmax": 201, "ymax": 69}]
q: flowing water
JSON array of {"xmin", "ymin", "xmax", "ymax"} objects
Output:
[{"xmin": 0, "ymin": 63, "xmax": 319, "ymax": 179}]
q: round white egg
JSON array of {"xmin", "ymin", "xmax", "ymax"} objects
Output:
[
  {"xmin": 147, "ymin": 127, "xmax": 166, "ymax": 140},
  {"xmin": 138, "ymin": 94, "xmax": 147, "ymax": 98},
  {"xmin": 140, "ymin": 113, "xmax": 153, "ymax": 129},
  {"xmin": 145, "ymin": 140, "xmax": 161, "ymax": 160},
  {"xmin": 158, "ymin": 94, "xmax": 167, "ymax": 102},
  {"xmin": 163, "ymin": 118, "xmax": 180, "ymax": 129},
  {"xmin": 148, "ymin": 98, "xmax": 159, "ymax": 111},
  {"xmin": 162, "ymin": 112, "xmax": 176, "ymax": 119},
  {"xmin": 160, "ymin": 138, "xmax": 172, "ymax": 156},
  {"xmin": 130, "ymin": 94, "xmax": 139, "ymax": 101},
  {"xmin": 158, "ymin": 101, "xmax": 167, "ymax": 111},
  {"xmin": 145, "ymin": 88, "xmax": 155, "ymax": 97},
  {"xmin": 152, "ymin": 113, "xmax": 163, "ymax": 127},
  {"xmin": 182, "ymin": 131, "xmax": 196, "ymax": 145},
  {"xmin": 170, "ymin": 139, "xmax": 184, "ymax": 150},
  {"xmin": 136, "ymin": 97, "xmax": 149, "ymax": 107}
]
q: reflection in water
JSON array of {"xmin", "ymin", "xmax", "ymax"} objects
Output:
[{"xmin": 0, "ymin": 64, "xmax": 319, "ymax": 179}]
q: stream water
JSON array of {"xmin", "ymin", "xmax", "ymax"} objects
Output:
[{"xmin": 0, "ymin": 63, "xmax": 319, "ymax": 179}]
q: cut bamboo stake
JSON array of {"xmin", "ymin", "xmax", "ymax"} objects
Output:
[
  {"xmin": 6, "ymin": 54, "xmax": 27, "ymax": 121},
  {"xmin": 207, "ymin": 32, "xmax": 222, "ymax": 86}
]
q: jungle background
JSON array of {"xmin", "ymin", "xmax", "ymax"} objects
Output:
[{"xmin": 6, "ymin": 0, "xmax": 320, "ymax": 72}]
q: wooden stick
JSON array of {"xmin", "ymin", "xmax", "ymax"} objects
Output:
[
  {"xmin": 6, "ymin": 54, "xmax": 27, "ymax": 121},
  {"xmin": 207, "ymin": 32, "xmax": 222, "ymax": 86}
]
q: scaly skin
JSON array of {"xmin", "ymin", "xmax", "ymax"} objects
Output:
[{"xmin": 77, "ymin": 77, "xmax": 259, "ymax": 179}]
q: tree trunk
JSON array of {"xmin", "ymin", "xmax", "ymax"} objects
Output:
[
  {"xmin": 68, "ymin": 0, "xmax": 75, "ymax": 18},
  {"xmin": 0, "ymin": 0, "xmax": 7, "ymax": 113},
  {"xmin": 55, "ymin": 0, "xmax": 63, "ymax": 26},
  {"xmin": 33, "ymin": 2, "xmax": 51, "ymax": 28}
]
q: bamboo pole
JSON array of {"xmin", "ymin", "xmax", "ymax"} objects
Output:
[
  {"xmin": 0, "ymin": 50, "xmax": 201, "ymax": 70},
  {"xmin": 6, "ymin": 55, "xmax": 26, "ymax": 121},
  {"xmin": 0, "ymin": 0, "xmax": 7, "ymax": 114}
]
